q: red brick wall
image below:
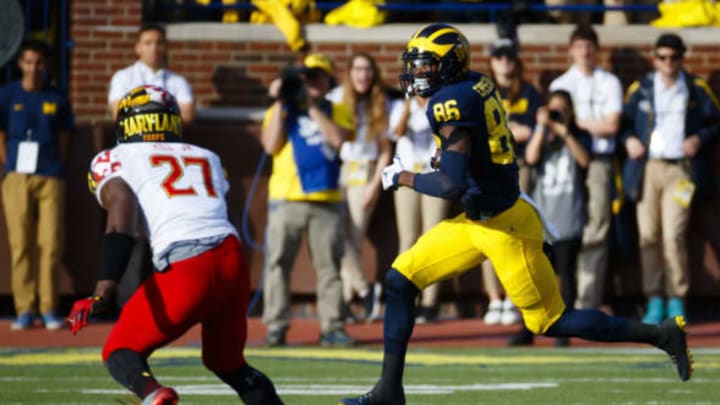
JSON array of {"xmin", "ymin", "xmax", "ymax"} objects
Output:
[
  {"xmin": 70, "ymin": 1, "xmax": 142, "ymax": 123},
  {"xmin": 69, "ymin": 3, "xmax": 720, "ymax": 124}
]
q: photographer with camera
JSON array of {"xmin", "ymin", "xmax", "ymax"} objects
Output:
[
  {"xmin": 510, "ymin": 89, "xmax": 592, "ymax": 347},
  {"xmin": 261, "ymin": 53, "xmax": 357, "ymax": 347}
]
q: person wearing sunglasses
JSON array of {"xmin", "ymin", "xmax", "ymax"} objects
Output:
[{"xmin": 622, "ymin": 33, "xmax": 720, "ymax": 325}]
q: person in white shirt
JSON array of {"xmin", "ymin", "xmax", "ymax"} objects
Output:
[
  {"xmin": 108, "ymin": 24, "xmax": 194, "ymax": 123},
  {"xmin": 549, "ymin": 24, "xmax": 622, "ymax": 312},
  {"xmin": 326, "ymin": 53, "xmax": 392, "ymax": 322}
]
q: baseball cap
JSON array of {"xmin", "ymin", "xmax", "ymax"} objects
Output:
[
  {"xmin": 655, "ymin": 33, "xmax": 686, "ymax": 56},
  {"xmin": 303, "ymin": 53, "xmax": 334, "ymax": 75},
  {"xmin": 490, "ymin": 38, "xmax": 519, "ymax": 59}
]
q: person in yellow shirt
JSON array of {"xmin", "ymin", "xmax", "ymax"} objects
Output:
[{"xmin": 261, "ymin": 53, "xmax": 356, "ymax": 347}]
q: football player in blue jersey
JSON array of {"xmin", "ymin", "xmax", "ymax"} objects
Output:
[{"xmin": 338, "ymin": 23, "xmax": 692, "ymax": 405}]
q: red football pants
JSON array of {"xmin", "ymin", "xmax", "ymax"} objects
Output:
[{"xmin": 102, "ymin": 236, "xmax": 249, "ymax": 372}]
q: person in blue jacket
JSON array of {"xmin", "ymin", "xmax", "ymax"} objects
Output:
[{"xmin": 622, "ymin": 33, "xmax": 720, "ymax": 324}]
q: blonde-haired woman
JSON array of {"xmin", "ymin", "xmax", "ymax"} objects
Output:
[
  {"xmin": 390, "ymin": 95, "xmax": 450, "ymax": 324},
  {"xmin": 327, "ymin": 52, "xmax": 392, "ymax": 321}
]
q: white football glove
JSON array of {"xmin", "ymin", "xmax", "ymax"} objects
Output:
[{"xmin": 381, "ymin": 155, "xmax": 405, "ymax": 191}]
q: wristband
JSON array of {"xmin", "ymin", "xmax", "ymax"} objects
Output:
[{"xmin": 100, "ymin": 232, "xmax": 135, "ymax": 282}]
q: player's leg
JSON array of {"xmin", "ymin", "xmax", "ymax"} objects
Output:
[
  {"xmin": 204, "ymin": 237, "xmax": 283, "ymax": 404},
  {"xmin": 102, "ymin": 240, "xmax": 229, "ymax": 400},
  {"xmin": 493, "ymin": 200, "xmax": 691, "ymax": 380},
  {"xmin": 340, "ymin": 214, "xmax": 485, "ymax": 404}
]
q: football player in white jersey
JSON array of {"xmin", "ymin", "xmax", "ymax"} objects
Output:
[{"xmin": 67, "ymin": 85, "xmax": 283, "ymax": 405}]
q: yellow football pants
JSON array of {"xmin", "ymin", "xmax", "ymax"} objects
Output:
[{"xmin": 392, "ymin": 198, "xmax": 565, "ymax": 334}]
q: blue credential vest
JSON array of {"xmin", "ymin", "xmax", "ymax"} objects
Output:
[{"xmin": 284, "ymin": 102, "xmax": 341, "ymax": 194}]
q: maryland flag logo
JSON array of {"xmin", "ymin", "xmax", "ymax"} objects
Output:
[{"xmin": 115, "ymin": 85, "xmax": 182, "ymax": 143}]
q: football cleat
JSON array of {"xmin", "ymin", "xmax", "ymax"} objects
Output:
[
  {"xmin": 141, "ymin": 387, "xmax": 179, "ymax": 405},
  {"xmin": 656, "ymin": 316, "xmax": 693, "ymax": 381},
  {"xmin": 338, "ymin": 386, "xmax": 405, "ymax": 405}
]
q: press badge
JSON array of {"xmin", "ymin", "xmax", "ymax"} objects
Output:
[
  {"xmin": 671, "ymin": 178, "xmax": 696, "ymax": 208},
  {"xmin": 346, "ymin": 160, "xmax": 370, "ymax": 186},
  {"xmin": 16, "ymin": 141, "xmax": 39, "ymax": 174}
]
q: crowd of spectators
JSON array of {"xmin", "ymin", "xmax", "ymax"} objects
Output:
[{"xmin": 1, "ymin": 5, "xmax": 719, "ymax": 353}]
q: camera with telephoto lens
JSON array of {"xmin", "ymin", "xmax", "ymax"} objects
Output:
[{"xmin": 278, "ymin": 65, "xmax": 307, "ymax": 106}]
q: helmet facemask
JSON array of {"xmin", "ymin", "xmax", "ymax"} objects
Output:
[{"xmin": 400, "ymin": 50, "xmax": 440, "ymax": 97}]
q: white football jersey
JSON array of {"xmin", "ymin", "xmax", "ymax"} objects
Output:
[{"xmin": 88, "ymin": 142, "xmax": 238, "ymax": 256}]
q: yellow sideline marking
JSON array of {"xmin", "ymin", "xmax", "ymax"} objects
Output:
[{"xmin": 0, "ymin": 347, "xmax": 702, "ymax": 367}]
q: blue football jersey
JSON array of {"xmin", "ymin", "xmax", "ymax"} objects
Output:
[{"xmin": 425, "ymin": 71, "xmax": 520, "ymax": 219}]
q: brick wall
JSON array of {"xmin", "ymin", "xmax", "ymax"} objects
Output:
[
  {"xmin": 68, "ymin": 7, "xmax": 720, "ymax": 124},
  {"xmin": 70, "ymin": 0, "xmax": 142, "ymax": 123}
]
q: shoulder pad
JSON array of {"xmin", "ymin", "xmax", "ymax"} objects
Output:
[{"xmin": 88, "ymin": 149, "xmax": 121, "ymax": 196}]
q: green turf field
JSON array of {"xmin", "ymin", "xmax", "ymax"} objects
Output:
[{"xmin": 0, "ymin": 346, "xmax": 717, "ymax": 404}]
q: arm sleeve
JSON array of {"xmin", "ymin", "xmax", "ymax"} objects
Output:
[
  {"xmin": 602, "ymin": 75, "xmax": 624, "ymax": 116},
  {"xmin": 107, "ymin": 71, "xmax": 127, "ymax": 103},
  {"xmin": 412, "ymin": 150, "xmax": 467, "ymax": 199},
  {"xmin": 172, "ymin": 75, "xmax": 194, "ymax": 104}
]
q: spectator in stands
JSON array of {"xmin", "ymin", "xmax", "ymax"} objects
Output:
[
  {"xmin": 389, "ymin": 95, "xmax": 450, "ymax": 324},
  {"xmin": 0, "ymin": 40, "xmax": 73, "ymax": 331},
  {"xmin": 261, "ymin": 53, "xmax": 356, "ymax": 347},
  {"xmin": 108, "ymin": 23, "xmax": 194, "ymax": 123},
  {"xmin": 482, "ymin": 37, "xmax": 542, "ymax": 326},
  {"xmin": 326, "ymin": 53, "xmax": 391, "ymax": 323},
  {"xmin": 550, "ymin": 24, "xmax": 622, "ymax": 312},
  {"xmin": 622, "ymin": 33, "xmax": 720, "ymax": 323},
  {"xmin": 511, "ymin": 89, "xmax": 592, "ymax": 346}
]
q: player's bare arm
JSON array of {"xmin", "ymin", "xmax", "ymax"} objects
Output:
[
  {"xmin": 95, "ymin": 177, "xmax": 139, "ymax": 298},
  {"xmin": 67, "ymin": 177, "xmax": 139, "ymax": 334}
]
